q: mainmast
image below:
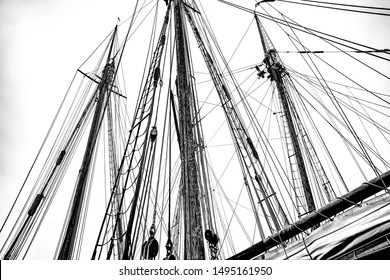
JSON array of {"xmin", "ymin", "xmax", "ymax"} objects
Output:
[
  {"xmin": 173, "ymin": 0, "xmax": 205, "ymax": 260},
  {"xmin": 255, "ymin": 15, "xmax": 316, "ymax": 214}
]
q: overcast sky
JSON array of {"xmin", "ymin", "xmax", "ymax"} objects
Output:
[{"xmin": 0, "ymin": 0, "xmax": 389, "ymax": 259}]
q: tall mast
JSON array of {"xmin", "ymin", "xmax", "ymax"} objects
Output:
[
  {"xmin": 173, "ymin": 0, "xmax": 205, "ymax": 260},
  {"xmin": 57, "ymin": 27, "xmax": 118, "ymax": 259},
  {"xmin": 255, "ymin": 15, "xmax": 316, "ymax": 214}
]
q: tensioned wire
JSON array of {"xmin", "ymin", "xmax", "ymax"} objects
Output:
[
  {"xmin": 291, "ymin": 73, "xmax": 390, "ymax": 168},
  {"xmin": 294, "ymin": 0, "xmax": 390, "ymax": 11},
  {"xmin": 286, "ymin": 66, "xmax": 390, "ymax": 113},
  {"xmin": 277, "ymin": 0, "xmax": 390, "ymax": 17},
  {"xmin": 219, "ymin": 0, "xmax": 390, "ymax": 63},
  {"xmin": 274, "ymin": 13, "xmax": 390, "ymax": 81}
]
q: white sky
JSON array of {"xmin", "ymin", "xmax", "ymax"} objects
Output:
[{"xmin": 0, "ymin": 0, "xmax": 389, "ymax": 259}]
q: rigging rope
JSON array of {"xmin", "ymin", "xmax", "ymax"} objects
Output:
[
  {"xmin": 0, "ymin": 71, "xmax": 78, "ymax": 234},
  {"xmin": 297, "ymin": 0, "xmax": 390, "ymax": 11},
  {"xmin": 219, "ymin": 0, "xmax": 390, "ymax": 63},
  {"xmin": 277, "ymin": 0, "xmax": 390, "ymax": 16}
]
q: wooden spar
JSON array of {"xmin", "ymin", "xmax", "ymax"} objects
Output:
[
  {"xmin": 57, "ymin": 27, "xmax": 117, "ymax": 260},
  {"xmin": 227, "ymin": 170, "xmax": 390, "ymax": 259},
  {"xmin": 174, "ymin": 0, "xmax": 205, "ymax": 259},
  {"xmin": 255, "ymin": 14, "xmax": 316, "ymax": 214}
]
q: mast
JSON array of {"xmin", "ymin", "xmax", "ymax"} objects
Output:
[
  {"xmin": 173, "ymin": 0, "xmax": 205, "ymax": 260},
  {"xmin": 255, "ymin": 15, "xmax": 316, "ymax": 214},
  {"xmin": 57, "ymin": 27, "xmax": 118, "ymax": 259}
]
